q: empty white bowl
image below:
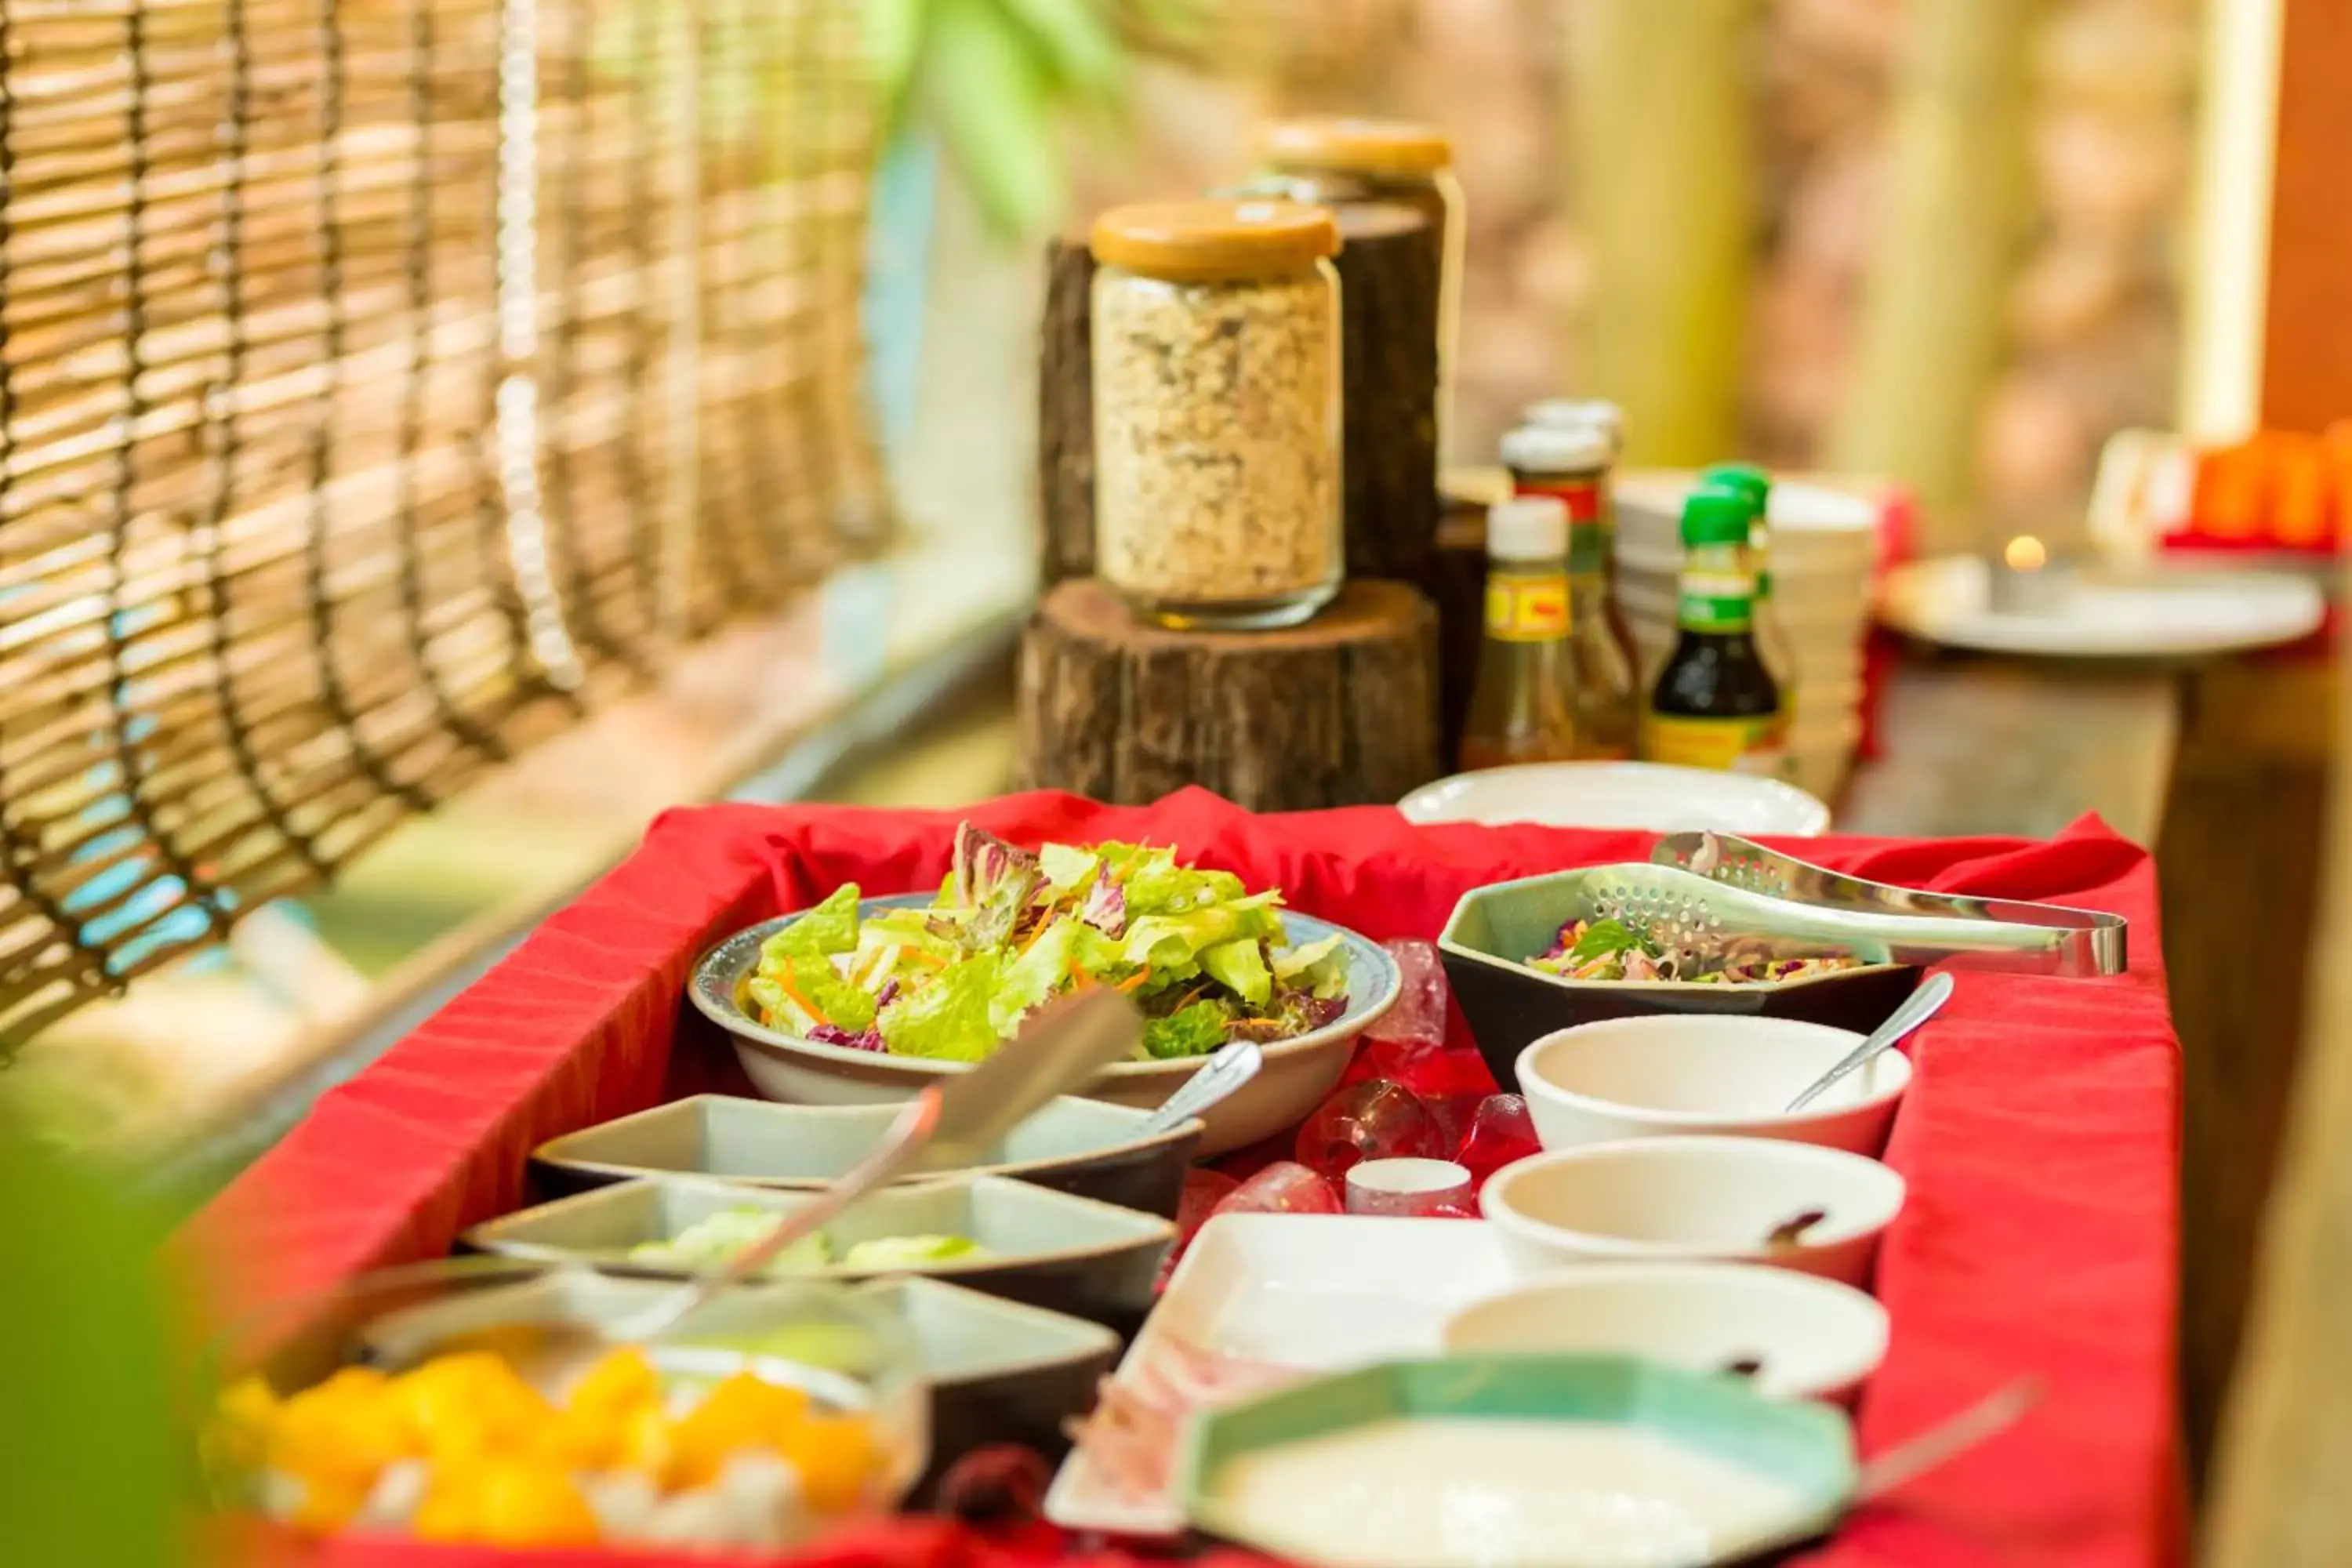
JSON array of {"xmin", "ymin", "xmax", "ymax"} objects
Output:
[
  {"xmin": 1440, "ymin": 1261, "xmax": 1889, "ymax": 1403},
  {"xmin": 1479, "ymin": 1137, "xmax": 1907, "ymax": 1288},
  {"xmin": 1515, "ymin": 1016, "xmax": 1911, "ymax": 1156},
  {"xmin": 1396, "ymin": 762, "xmax": 1831, "ymax": 835}
]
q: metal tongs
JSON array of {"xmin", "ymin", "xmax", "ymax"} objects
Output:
[{"xmin": 1651, "ymin": 831, "xmax": 2128, "ymax": 978}]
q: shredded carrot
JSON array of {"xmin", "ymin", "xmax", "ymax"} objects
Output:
[
  {"xmin": 1115, "ymin": 971, "xmax": 1152, "ymax": 993},
  {"xmin": 773, "ymin": 959, "xmax": 832, "ymax": 1029}
]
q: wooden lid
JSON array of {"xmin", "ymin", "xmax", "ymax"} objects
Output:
[
  {"xmin": 1260, "ymin": 116, "xmax": 1454, "ymax": 176},
  {"xmin": 1090, "ymin": 199, "xmax": 1340, "ymax": 281}
]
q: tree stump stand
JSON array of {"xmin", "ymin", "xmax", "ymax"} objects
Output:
[{"xmin": 1016, "ymin": 579, "xmax": 1440, "ymax": 811}]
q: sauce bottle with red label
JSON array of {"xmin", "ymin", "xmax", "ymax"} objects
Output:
[
  {"xmin": 1459, "ymin": 495, "xmax": 1579, "ymax": 770},
  {"xmin": 1500, "ymin": 420, "xmax": 1638, "ymax": 759}
]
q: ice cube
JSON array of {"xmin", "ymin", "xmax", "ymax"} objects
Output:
[
  {"xmin": 1367, "ymin": 939, "xmax": 1449, "ymax": 1047},
  {"xmin": 1210, "ymin": 1160, "xmax": 1342, "ymax": 1218},
  {"xmin": 1158, "ymin": 1167, "xmax": 1244, "ymax": 1289},
  {"xmin": 1455, "ymin": 1093, "xmax": 1541, "ymax": 1186},
  {"xmin": 1176, "ymin": 1168, "xmax": 1240, "ymax": 1240},
  {"xmin": 1294, "ymin": 1079, "xmax": 1445, "ymax": 1179}
]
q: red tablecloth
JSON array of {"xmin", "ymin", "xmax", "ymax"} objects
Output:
[{"xmin": 183, "ymin": 790, "xmax": 2184, "ymax": 1568}]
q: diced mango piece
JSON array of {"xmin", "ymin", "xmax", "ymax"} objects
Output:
[
  {"xmin": 775, "ymin": 1413, "xmax": 878, "ymax": 1514},
  {"xmin": 567, "ymin": 1348, "xmax": 662, "ymax": 1423},
  {"xmin": 473, "ymin": 1461, "xmax": 601, "ymax": 1548}
]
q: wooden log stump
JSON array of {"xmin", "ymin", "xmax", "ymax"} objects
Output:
[
  {"xmin": 1036, "ymin": 203, "xmax": 1442, "ymax": 586},
  {"xmin": 1039, "ymin": 234, "xmax": 1098, "ymax": 585},
  {"xmin": 1330, "ymin": 200, "xmax": 1443, "ymax": 581},
  {"xmin": 1017, "ymin": 579, "xmax": 1440, "ymax": 811}
]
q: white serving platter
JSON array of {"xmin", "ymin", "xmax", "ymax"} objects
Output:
[
  {"xmin": 1043, "ymin": 1213, "xmax": 1518, "ymax": 1537},
  {"xmin": 1878, "ymin": 555, "xmax": 2325, "ymax": 659}
]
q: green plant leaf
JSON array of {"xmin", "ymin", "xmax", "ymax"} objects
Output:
[
  {"xmin": 923, "ymin": 0, "xmax": 1070, "ymax": 237},
  {"xmin": 996, "ymin": 0, "xmax": 1127, "ymax": 107},
  {"xmin": 868, "ymin": 0, "xmax": 931, "ymax": 124}
]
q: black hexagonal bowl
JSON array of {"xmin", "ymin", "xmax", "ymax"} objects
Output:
[{"xmin": 1438, "ymin": 869, "xmax": 1922, "ymax": 1094}]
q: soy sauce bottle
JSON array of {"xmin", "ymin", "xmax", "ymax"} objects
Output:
[
  {"xmin": 1642, "ymin": 487, "xmax": 1784, "ymax": 773},
  {"xmin": 1700, "ymin": 463, "xmax": 1796, "ymax": 708}
]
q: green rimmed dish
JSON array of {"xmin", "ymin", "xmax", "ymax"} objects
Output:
[
  {"xmin": 1439, "ymin": 869, "xmax": 1920, "ymax": 1092},
  {"xmin": 1180, "ymin": 1354, "xmax": 1854, "ymax": 1568}
]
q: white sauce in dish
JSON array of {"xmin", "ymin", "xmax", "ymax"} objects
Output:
[{"xmin": 1209, "ymin": 1418, "xmax": 1810, "ymax": 1568}]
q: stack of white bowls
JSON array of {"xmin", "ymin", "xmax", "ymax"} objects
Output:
[{"xmin": 1612, "ymin": 473, "xmax": 1882, "ymax": 800}]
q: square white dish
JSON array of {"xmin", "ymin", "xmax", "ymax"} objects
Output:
[{"xmin": 1043, "ymin": 1212, "xmax": 1517, "ymax": 1537}]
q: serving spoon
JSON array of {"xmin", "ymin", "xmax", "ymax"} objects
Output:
[
  {"xmin": 476, "ymin": 987, "xmax": 1144, "ymax": 1358},
  {"xmin": 1137, "ymin": 1040, "xmax": 1263, "ymax": 1138},
  {"xmin": 1785, "ymin": 971, "xmax": 1954, "ymax": 1113}
]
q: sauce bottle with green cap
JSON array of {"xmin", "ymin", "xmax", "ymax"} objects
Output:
[
  {"xmin": 1699, "ymin": 463, "xmax": 1797, "ymax": 710},
  {"xmin": 1642, "ymin": 487, "xmax": 1784, "ymax": 773}
]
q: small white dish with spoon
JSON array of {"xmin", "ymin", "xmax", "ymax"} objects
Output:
[{"xmin": 1515, "ymin": 974, "xmax": 1951, "ymax": 1156}]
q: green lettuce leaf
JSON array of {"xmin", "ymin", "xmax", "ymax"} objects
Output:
[
  {"xmin": 763, "ymin": 884, "xmax": 863, "ymax": 965},
  {"xmin": 750, "ymin": 954, "xmax": 878, "ymax": 1035},
  {"xmin": 1142, "ymin": 999, "xmax": 1229, "ymax": 1059},
  {"xmin": 1271, "ymin": 934, "xmax": 1349, "ymax": 999},
  {"xmin": 1120, "ymin": 892, "xmax": 1283, "ymax": 973},
  {"xmin": 1036, "ymin": 841, "xmax": 1100, "ymax": 897},
  {"xmin": 1201, "ymin": 938, "xmax": 1272, "ymax": 1006},
  {"xmin": 880, "ymin": 951, "xmax": 1005, "ymax": 1061},
  {"xmin": 989, "ymin": 916, "xmax": 1125, "ymax": 1032},
  {"xmin": 1119, "ymin": 845, "xmax": 1253, "ymax": 916}
]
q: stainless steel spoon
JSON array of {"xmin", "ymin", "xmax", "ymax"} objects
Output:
[
  {"xmin": 1138, "ymin": 1039, "xmax": 1263, "ymax": 1138},
  {"xmin": 1785, "ymin": 971, "xmax": 1954, "ymax": 1113},
  {"xmin": 612, "ymin": 985, "xmax": 1144, "ymax": 1345}
]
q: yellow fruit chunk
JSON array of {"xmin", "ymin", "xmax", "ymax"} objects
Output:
[
  {"xmin": 288, "ymin": 1472, "xmax": 371, "ymax": 1534},
  {"xmin": 269, "ymin": 1368, "xmax": 414, "ymax": 1489},
  {"xmin": 393, "ymin": 1352, "xmax": 555, "ymax": 1466},
  {"xmin": 533, "ymin": 1406, "xmax": 625, "ymax": 1472},
  {"xmin": 473, "ymin": 1461, "xmax": 601, "ymax": 1548},
  {"xmin": 775, "ymin": 1413, "xmax": 877, "ymax": 1514},
  {"xmin": 666, "ymin": 1372, "xmax": 814, "ymax": 1490},
  {"xmin": 567, "ymin": 1348, "xmax": 662, "ymax": 1422},
  {"xmin": 209, "ymin": 1377, "xmax": 281, "ymax": 1470},
  {"xmin": 411, "ymin": 1470, "xmax": 485, "ymax": 1543}
]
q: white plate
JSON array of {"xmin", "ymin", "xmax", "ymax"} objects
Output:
[
  {"xmin": 1043, "ymin": 1214, "xmax": 1518, "ymax": 1536},
  {"xmin": 1399, "ymin": 762, "xmax": 1831, "ymax": 836},
  {"xmin": 1878, "ymin": 556, "xmax": 2325, "ymax": 658}
]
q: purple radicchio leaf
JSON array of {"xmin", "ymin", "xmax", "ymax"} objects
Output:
[
  {"xmin": 1080, "ymin": 877, "xmax": 1127, "ymax": 938},
  {"xmin": 951, "ymin": 822, "xmax": 1043, "ymax": 949},
  {"xmin": 808, "ymin": 1022, "xmax": 885, "ymax": 1053}
]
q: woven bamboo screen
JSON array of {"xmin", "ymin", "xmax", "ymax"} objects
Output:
[{"xmin": 0, "ymin": 0, "xmax": 886, "ymax": 1048}]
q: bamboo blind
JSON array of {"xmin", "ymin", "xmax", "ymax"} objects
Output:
[{"xmin": 0, "ymin": 0, "xmax": 886, "ymax": 1049}]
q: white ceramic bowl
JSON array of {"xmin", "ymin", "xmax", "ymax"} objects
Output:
[
  {"xmin": 1515, "ymin": 1016, "xmax": 1911, "ymax": 1156},
  {"xmin": 1440, "ymin": 1261, "xmax": 1889, "ymax": 1403},
  {"xmin": 1480, "ymin": 1137, "xmax": 1906, "ymax": 1288},
  {"xmin": 1397, "ymin": 762, "xmax": 1831, "ymax": 836},
  {"xmin": 691, "ymin": 901, "xmax": 1399, "ymax": 1158}
]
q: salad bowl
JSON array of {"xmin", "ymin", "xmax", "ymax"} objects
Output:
[
  {"xmin": 1439, "ymin": 869, "xmax": 1919, "ymax": 1093},
  {"xmin": 691, "ymin": 897, "xmax": 1398, "ymax": 1159}
]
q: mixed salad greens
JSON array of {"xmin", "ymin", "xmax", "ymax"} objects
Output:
[
  {"xmin": 1529, "ymin": 917, "xmax": 1864, "ymax": 985},
  {"xmin": 746, "ymin": 823, "xmax": 1351, "ymax": 1062},
  {"xmin": 629, "ymin": 1209, "xmax": 989, "ymax": 1273}
]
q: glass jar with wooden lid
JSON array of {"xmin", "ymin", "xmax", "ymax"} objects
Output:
[
  {"xmin": 1089, "ymin": 199, "xmax": 1344, "ymax": 630},
  {"xmin": 1258, "ymin": 118, "xmax": 1462, "ymax": 460}
]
